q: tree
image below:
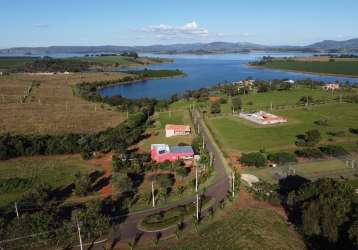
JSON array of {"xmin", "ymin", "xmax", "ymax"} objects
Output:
[
  {"xmin": 74, "ymin": 199, "xmax": 110, "ymax": 240},
  {"xmin": 176, "ymin": 167, "xmax": 189, "ymax": 179},
  {"xmin": 240, "ymin": 152, "xmax": 267, "ymax": 167},
  {"xmin": 112, "ymin": 172, "xmax": 133, "ymax": 193},
  {"xmin": 210, "ymin": 101, "xmax": 221, "ymax": 114},
  {"xmin": 74, "ymin": 172, "xmax": 91, "ymax": 196},
  {"xmin": 288, "ymin": 178, "xmax": 354, "ymax": 243},
  {"xmin": 232, "ymin": 96, "xmax": 242, "ymax": 112},
  {"xmin": 267, "ymin": 152, "xmax": 297, "ymax": 165},
  {"xmin": 296, "ymin": 129, "xmax": 321, "ymax": 147}
]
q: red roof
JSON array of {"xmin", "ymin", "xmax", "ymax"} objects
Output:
[{"xmin": 165, "ymin": 124, "xmax": 191, "ymax": 132}]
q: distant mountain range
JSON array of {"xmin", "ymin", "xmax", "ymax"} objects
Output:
[{"xmin": 1, "ymin": 38, "xmax": 358, "ymax": 55}]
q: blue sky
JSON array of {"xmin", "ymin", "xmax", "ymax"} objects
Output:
[{"xmin": 1, "ymin": 0, "xmax": 357, "ymax": 48}]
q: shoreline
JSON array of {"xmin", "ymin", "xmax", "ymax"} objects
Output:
[
  {"xmin": 249, "ymin": 64, "xmax": 358, "ymax": 79},
  {"xmin": 97, "ymin": 73, "xmax": 187, "ymax": 92}
]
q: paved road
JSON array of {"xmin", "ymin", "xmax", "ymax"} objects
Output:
[{"xmin": 85, "ymin": 109, "xmax": 230, "ymax": 249}]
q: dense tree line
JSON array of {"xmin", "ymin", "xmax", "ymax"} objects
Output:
[
  {"xmin": 0, "ymin": 111, "xmax": 148, "ymax": 160},
  {"xmin": 15, "ymin": 57, "xmax": 94, "ymax": 72}
]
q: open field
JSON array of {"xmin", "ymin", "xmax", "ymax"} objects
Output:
[
  {"xmin": 0, "ymin": 57, "xmax": 37, "ymax": 70},
  {"xmin": 74, "ymin": 55, "xmax": 170, "ymax": 67},
  {"xmin": 243, "ymin": 158, "xmax": 357, "ymax": 184},
  {"xmin": 207, "ymin": 103, "xmax": 358, "ymax": 153},
  {"xmin": 0, "ymin": 155, "xmax": 102, "ymax": 207},
  {"xmin": 260, "ymin": 60, "xmax": 358, "ymax": 77},
  {"xmin": 0, "ymin": 72, "xmax": 130, "ymax": 134},
  {"xmin": 143, "ymin": 206, "xmax": 305, "ymax": 250},
  {"xmin": 137, "ymin": 110, "xmax": 194, "ymax": 151}
]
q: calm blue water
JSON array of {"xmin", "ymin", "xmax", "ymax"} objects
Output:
[{"xmin": 96, "ymin": 52, "xmax": 358, "ymax": 99}]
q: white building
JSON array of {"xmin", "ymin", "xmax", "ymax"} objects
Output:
[{"xmin": 165, "ymin": 124, "xmax": 191, "ymax": 137}]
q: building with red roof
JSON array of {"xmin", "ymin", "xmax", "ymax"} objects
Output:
[
  {"xmin": 165, "ymin": 124, "xmax": 191, "ymax": 137},
  {"xmin": 151, "ymin": 144, "xmax": 194, "ymax": 163}
]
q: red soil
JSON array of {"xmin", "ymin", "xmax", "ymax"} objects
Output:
[
  {"xmin": 90, "ymin": 153, "xmax": 113, "ymax": 198},
  {"xmin": 237, "ymin": 188, "xmax": 288, "ymax": 220}
]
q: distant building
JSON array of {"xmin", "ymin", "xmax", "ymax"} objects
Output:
[
  {"xmin": 236, "ymin": 79, "xmax": 255, "ymax": 92},
  {"xmin": 151, "ymin": 144, "xmax": 194, "ymax": 163},
  {"xmin": 323, "ymin": 83, "xmax": 340, "ymax": 91},
  {"xmin": 208, "ymin": 96, "xmax": 220, "ymax": 103},
  {"xmin": 165, "ymin": 124, "xmax": 191, "ymax": 137},
  {"xmin": 284, "ymin": 79, "xmax": 295, "ymax": 84},
  {"xmin": 0, "ymin": 72, "xmax": 3, "ymax": 76},
  {"xmin": 239, "ymin": 111, "xmax": 287, "ymax": 125}
]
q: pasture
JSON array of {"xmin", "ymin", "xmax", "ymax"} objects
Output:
[
  {"xmin": 0, "ymin": 72, "xmax": 130, "ymax": 134},
  {"xmin": 207, "ymin": 103, "xmax": 358, "ymax": 153},
  {"xmin": 261, "ymin": 60, "xmax": 358, "ymax": 76},
  {"xmin": 243, "ymin": 158, "xmax": 357, "ymax": 184},
  {"xmin": 143, "ymin": 206, "xmax": 305, "ymax": 250},
  {"xmin": 0, "ymin": 155, "xmax": 102, "ymax": 207},
  {"xmin": 74, "ymin": 55, "xmax": 169, "ymax": 67}
]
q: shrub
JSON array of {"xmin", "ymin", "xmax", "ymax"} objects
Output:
[
  {"xmin": 267, "ymin": 152, "xmax": 297, "ymax": 164},
  {"xmin": 314, "ymin": 118, "xmax": 328, "ymax": 126},
  {"xmin": 240, "ymin": 152, "xmax": 267, "ymax": 167},
  {"xmin": 349, "ymin": 128, "xmax": 358, "ymax": 134},
  {"xmin": 327, "ymin": 130, "xmax": 346, "ymax": 137},
  {"xmin": 295, "ymin": 148, "xmax": 324, "ymax": 159},
  {"xmin": 319, "ymin": 145, "xmax": 348, "ymax": 157},
  {"xmin": 296, "ymin": 129, "xmax": 321, "ymax": 147}
]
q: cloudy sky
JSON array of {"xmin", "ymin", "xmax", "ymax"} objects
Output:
[{"xmin": 1, "ymin": 0, "xmax": 357, "ymax": 48}]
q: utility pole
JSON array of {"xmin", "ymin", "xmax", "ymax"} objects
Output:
[
  {"xmin": 232, "ymin": 172, "xmax": 235, "ymax": 199},
  {"xmin": 75, "ymin": 216, "xmax": 83, "ymax": 250},
  {"xmin": 14, "ymin": 202, "xmax": 19, "ymax": 219},
  {"xmin": 270, "ymin": 101, "xmax": 273, "ymax": 111},
  {"xmin": 94, "ymin": 104, "xmax": 97, "ymax": 112},
  {"xmin": 196, "ymin": 193, "xmax": 199, "ymax": 221},
  {"xmin": 210, "ymin": 152, "xmax": 213, "ymax": 167},
  {"xmin": 151, "ymin": 181, "xmax": 155, "ymax": 208},
  {"xmin": 202, "ymin": 135, "xmax": 205, "ymax": 150},
  {"xmin": 195, "ymin": 165, "xmax": 198, "ymax": 193}
]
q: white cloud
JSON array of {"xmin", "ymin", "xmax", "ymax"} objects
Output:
[
  {"xmin": 33, "ymin": 23, "xmax": 49, "ymax": 28},
  {"xmin": 143, "ymin": 21, "xmax": 209, "ymax": 38}
]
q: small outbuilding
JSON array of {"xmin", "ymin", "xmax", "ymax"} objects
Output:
[{"xmin": 165, "ymin": 124, "xmax": 191, "ymax": 137}]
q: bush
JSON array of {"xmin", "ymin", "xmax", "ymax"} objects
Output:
[
  {"xmin": 267, "ymin": 152, "xmax": 297, "ymax": 164},
  {"xmin": 296, "ymin": 129, "xmax": 321, "ymax": 147},
  {"xmin": 319, "ymin": 145, "xmax": 348, "ymax": 157},
  {"xmin": 327, "ymin": 130, "xmax": 346, "ymax": 137},
  {"xmin": 349, "ymin": 128, "xmax": 358, "ymax": 134},
  {"xmin": 295, "ymin": 148, "xmax": 324, "ymax": 159},
  {"xmin": 240, "ymin": 152, "xmax": 267, "ymax": 167},
  {"xmin": 314, "ymin": 118, "xmax": 328, "ymax": 126}
]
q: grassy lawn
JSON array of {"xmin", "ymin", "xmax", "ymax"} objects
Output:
[
  {"xmin": 143, "ymin": 206, "xmax": 305, "ymax": 250},
  {"xmin": 243, "ymin": 159, "xmax": 356, "ymax": 184},
  {"xmin": 0, "ymin": 155, "xmax": 102, "ymax": 207},
  {"xmin": 207, "ymin": 103, "xmax": 358, "ymax": 153},
  {"xmin": 261, "ymin": 60, "xmax": 358, "ymax": 76},
  {"xmin": 0, "ymin": 72, "xmax": 130, "ymax": 134},
  {"xmin": 137, "ymin": 110, "xmax": 194, "ymax": 151},
  {"xmin": 219, "ymin": 87, "xmax": 348, "ymax": 113}
]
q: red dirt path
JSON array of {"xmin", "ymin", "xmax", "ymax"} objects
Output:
[{"xmin": 90, "ymin": 153, "xmax": 113, "ymax": 197}]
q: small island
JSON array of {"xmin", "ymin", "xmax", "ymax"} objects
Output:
[{"xmin": 250, "ymin": 54, "xmax": 358, "ymax": 77}]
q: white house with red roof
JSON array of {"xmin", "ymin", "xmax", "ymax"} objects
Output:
[{"xmin": 165, "ymin": 124, "xmax": 191, "ymax": 137}]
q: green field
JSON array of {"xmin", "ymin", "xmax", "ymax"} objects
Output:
[
  {"xmin": 0, "ymin": 57, "xmax": 36, "ymax": 70},
  {"xmin": 243, "ymin": 159, "xmax": 357, "ymax": 184},
  {"xmin": 207, "ymin": 103, "xmax": 358, "ymax": 153},
  {"xmin": 0, "ymin": 155, "xmax": 101, "ymax": 206},
  {"xmin": 261, "ymin": 60, "xmax": 358, "ymax": 76},
  {"xmin": 74, "ymin": 55, "xmax": 169, "ymax": 67},
  {"xmin": 143, "ymin": 207, "xmax": 305, "ymax": 250}
]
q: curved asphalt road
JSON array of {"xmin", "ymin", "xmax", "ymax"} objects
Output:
[{"xmin": 86, "ymin": 109, "xmax": 230, "ymax": 249}]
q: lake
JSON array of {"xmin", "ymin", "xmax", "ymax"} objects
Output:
[{"xmin": 100, "ymin": 52, "xmax": 358, "ymax": 99}]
